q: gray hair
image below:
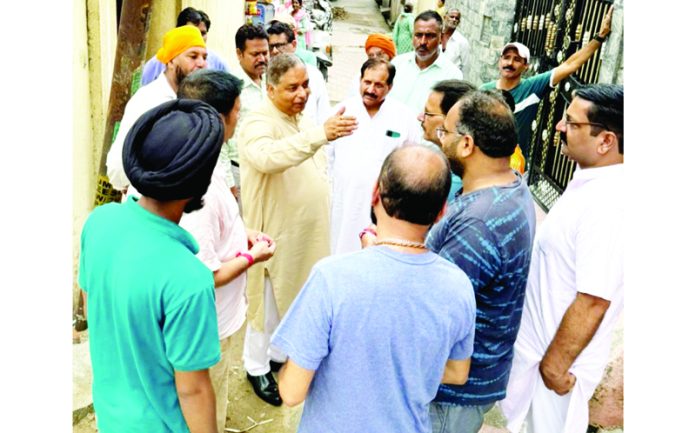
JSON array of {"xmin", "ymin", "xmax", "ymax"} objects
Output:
[{"xmin": 267, "ymin": 53, "xmax": 305, "ymax": 86}]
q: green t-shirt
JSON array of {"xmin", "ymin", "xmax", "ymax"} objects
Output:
[
  {"xmin": 481, "ymin": 70, "xmax": 554, "ymax": 161},
  {"xmin": 79, "ymin": 196, "xmax": 220, "ymax": 433}
]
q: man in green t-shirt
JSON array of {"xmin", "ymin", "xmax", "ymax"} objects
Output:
[
  {"xmin": 79, "ymin": 99, "xmax": 225, "ymax": 433},
  {"xmin": 481, "ymin": 6, "xmax": 614, "ymax": 164}
]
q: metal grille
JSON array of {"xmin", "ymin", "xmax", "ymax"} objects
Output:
[{"xmin": 511, "ymin": 0, "xmax": 613, "ymax": 211}]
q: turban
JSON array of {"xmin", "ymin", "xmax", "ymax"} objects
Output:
[
  {"xmin": 123, "ymin": 99, "xmax": 224, "ymax": 201},
  {"xmin": 365, "ymin": 34, "xmax": 396, "ymax": 60},
  {"xmin": 156, "ymin": 25, "xmax": 206, "ymax": 64}
]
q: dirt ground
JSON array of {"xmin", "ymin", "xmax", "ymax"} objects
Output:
[{"xmin": 73, "ymin": 325, "xmax": 304, "ymax": 433}]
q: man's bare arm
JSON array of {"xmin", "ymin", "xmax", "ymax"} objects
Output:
[
  {"xmin": 551, "ymin": 6, "xmax": 613, "ymax": 86},
  {"xmin": 277, "ymin": 358, "xmax": 316, "ymax": 407},
  {"xmin": 175, "ymin": 369, "xmax": 217, "ymax": 433},
  {"xmin": 539, "ymin": 292, "xmax": 610, "ymax": 395},
  {"xmin": 441, "ymin": 358, "xmax": 471, "ymax": 385}
]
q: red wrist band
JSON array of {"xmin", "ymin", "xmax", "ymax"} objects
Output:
[
  {"xmin": 236, "ymin": 251, "xmax": 254, "ymax": 266},
  {"xmin": 359, "ymin": 227, "xmax": 377, "ymax": 240}
]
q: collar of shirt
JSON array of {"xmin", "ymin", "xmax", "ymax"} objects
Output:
[
  {"xmin": 154, "ymin": 71, "xmax": 177, "ymax": 98},
  {"xmin": 406, "ymin": 50, "xmax": 449, "ymax": 73},
  {"xmin": 265, "ymin": 96, "xmax": 304, "ymax": 125},
  {"xmin": 232, "ymin": 67, "xmax": 266, "ymax": 92},
  {"xmin": 569, "ymin": 163, "xmax": 623, "ymax": 188}
]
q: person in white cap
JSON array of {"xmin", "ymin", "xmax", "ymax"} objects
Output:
[{"xmin": 480, "ymin": 6, "xmax": 614, "ymax": 166}]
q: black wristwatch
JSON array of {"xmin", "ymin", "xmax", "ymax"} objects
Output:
[{"xmin": 592, "ymin": 33, "xmax": 607, "ymax": 43}]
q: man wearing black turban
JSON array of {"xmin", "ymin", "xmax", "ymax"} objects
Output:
[{"xmin": 78, "ymin": 99, "xmax": 225, "ymax": 433}]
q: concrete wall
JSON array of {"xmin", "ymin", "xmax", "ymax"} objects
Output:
[{"xmin": 72, "ymin": 0, "xmax": 245, "ymax": 312}]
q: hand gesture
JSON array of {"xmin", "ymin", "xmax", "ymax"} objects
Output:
[
  {"xmin": 249, "ymin": 236, "xmax": 276, "ymax": 264},
  {"xmin": 324, "ymin": 106, "xmax": 358, "ymax": 141},
  {"xmin": 598, "ymin": 5, "xmax": 613, "ymax": 38}
]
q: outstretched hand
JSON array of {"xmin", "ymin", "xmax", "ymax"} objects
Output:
[{"xmin": 324, "ymin": 106, "xmax": 358, "ymax": 141}]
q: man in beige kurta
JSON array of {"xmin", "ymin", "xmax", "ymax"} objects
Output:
[{"xmin": 238, "ymin": 53, "xmax": 358, "ymax": 406}]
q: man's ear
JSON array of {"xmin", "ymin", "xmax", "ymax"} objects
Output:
[
  {"xmin": 458, "ymin": 135, "xmax": 475, "ymax": 159},
  {"xmin": 266, "ymin": 82, "xmax": 275, "ymax": 98},
  {"xmin": 371, "ymin": 182, "xmax": 380, "ymax": 207},
  {"xmin": 236, "ymin": 48, "xmax": 243, "ymax": 61},
  {"xmin": 597, "ymin": 130, "xmax": 619, "ymax": 156}
]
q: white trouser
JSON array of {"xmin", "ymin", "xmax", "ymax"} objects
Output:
[
  {"xmin": 242, "ymin": 276, "xmax": 287, "ymax": 375},
  {"xmin": 522, "ymin": 378, "xmax": 572, "ymax": 433}
]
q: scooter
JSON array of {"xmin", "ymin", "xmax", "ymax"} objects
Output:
[{"xmin": 312, "ymin": 29, "xmax": 333, "ymax": 81}]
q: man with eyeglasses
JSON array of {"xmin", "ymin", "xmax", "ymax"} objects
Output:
[
  {"xmin": 217, "ymin": 24, "xmax": 270, "ymax": 208},
  {"xmin": 441, "ymin": 9, "xmax": 470, "ymax": 77},
  {"xmin": 266, "ymin": 20, "xmax": 331, "ymax": 125},
  {"xmin": 426, "ymin": 89, "xmax": 536, "ymax": 433},
  {"xmin": 390, "ymin": 10, "xmax": 462, "ymax": 116},
  {"xmin": 501, "ymin": 84, "xmax": 624, "ymax": 433},
  {"xmin": 481, "ymin": 6, "xmax": 614, "ymax": 167},
  {"xmin": 417, "ymin": 79, "xmax": 474, "ymax": 202}
]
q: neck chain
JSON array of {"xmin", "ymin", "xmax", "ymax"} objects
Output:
[{"xmin": 374, "ymin": 238, "xmax": 428, "ymax": 250}]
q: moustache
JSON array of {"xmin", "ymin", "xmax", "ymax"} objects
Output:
[
  {"xmin": 503, "ymin": 66, "xmax": 514, "ymax": 71},
  {"xmin": 560, "ymin": 130, "xmax": 567, "ymax": 145},
  {"xmin": 363, "ymin": 92, "xmax": 377, "ymax": 99}
]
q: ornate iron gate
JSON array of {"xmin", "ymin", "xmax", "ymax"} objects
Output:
[{"xmin": 510, "ymin": 0, "xmax": 613, "ymax": 211}]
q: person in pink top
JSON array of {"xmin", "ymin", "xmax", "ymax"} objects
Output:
[
  {"xmin": 290, "ymin": 0, "xmax": 312, "ymax": 50},
  {"xmin": 177, "ymin": 69, "xmax": 277, "ymax": 433}
]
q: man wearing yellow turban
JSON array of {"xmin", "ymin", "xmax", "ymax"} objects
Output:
[{"xmin": 107, "ymin": 25, "xmax": 208, "ymax": 192}]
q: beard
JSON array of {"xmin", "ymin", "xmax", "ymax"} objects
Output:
[
  {"xmin": 174, "ymin": 65, "xmax": 187, "ymax": 87},
  {"xmin": 183, "ymin": 195, "xmax": 205, "ymax": 214},
  {"xmin": 447, "ymin": 155, "xmax": 464, "ymax": 178}
]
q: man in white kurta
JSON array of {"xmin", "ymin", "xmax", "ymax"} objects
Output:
[
  {"xmin": 106, "ymin": 25, "xmax": 207, "ymax": 192},
  {"xmin": 328, "ymin": 58, "xmax": 421, "ymax": 255},
  {"xmin": 441, "ymin": 9, "xmax": 470, "ymax": 77},
  {"xmin": 237, "ymin": 53, "xmax": 358, "ymax": 406},
  {"xmin": 501, "ymin": 84, "xmax": 624, "ymax": 433}
]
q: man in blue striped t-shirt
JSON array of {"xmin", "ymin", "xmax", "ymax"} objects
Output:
[{"xmin": 426, "ymin": 90, "xmax": 536, "ymax": 433}]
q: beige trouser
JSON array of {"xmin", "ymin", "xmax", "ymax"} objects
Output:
[{"xmin": 209, "ymin": 333, "xmax": 235, "ymax": 433}]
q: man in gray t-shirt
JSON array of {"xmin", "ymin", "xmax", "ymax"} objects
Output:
[{"xmin": 271, "ymin": 145, "xmax": 476, "ymax": 433}]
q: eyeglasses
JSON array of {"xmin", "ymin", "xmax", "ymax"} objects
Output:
[
  {"xmin": 269, "ymin": 42, "xmax": 289, "ymax": 51},
  {"xmin": 436, "ymin": 126, "xmax": 461, "ymax": 142},
  {"xmin": 422, "ymin": 111, "xmax": 445, "ymax": 118},
  {"xmin": 561, "ymin": 118, "xmax": 608, "ymax": 130}
]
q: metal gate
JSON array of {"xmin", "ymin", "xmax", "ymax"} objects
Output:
[{"xmin": 510, "ymin": 0, "xmax": 613, "ymax": 211}]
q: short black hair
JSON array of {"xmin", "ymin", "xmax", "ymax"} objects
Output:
[
  {"xmin": 177, "ymin": 7, "xmax": 203, "ymax": 27},
  {"xmin": 378, "ymin": 146, "xmax": 451, "ymax": 225},
  {"xmin": 266, "ymin": 20, "xmax": 296, "ymax": 43},
  {"xmin": 415, "ymin": 10, "xmax": 443, "ymax": 27},
  {"xmin": 177, "ymin": 70, "xmax": 242, "ymax": 116},
  {"xmin": 455, "ymin": 90, "xmax": 518, "ymax": 158},
  {"xmin": 360, "ymin": 58, "xmax": 397, "ymax": 85},
  {"xmin": 198, "ymin": 10, "xmax": 211, "ymax": 31},
  {"xmin": 431, "ymin": 79, "xmax": 476, "ymax": 114},
  {"xmin": 235, "ymin": 24, "xmax": 269, "ymax": 52},
  {"xmin": 574, "ymin": 84, "xmax": 624, "ymax": 154}
]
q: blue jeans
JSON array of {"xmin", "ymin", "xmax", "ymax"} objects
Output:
[{"xmin": 429, "ymin": 401, "xmax": 495, "ymax": 433}]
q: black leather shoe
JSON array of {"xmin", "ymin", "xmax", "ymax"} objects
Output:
[
  {"xmin": 246, "ymin": 372, "xmax": 282, "ymax": 406},
  {"xmin": 270, "ymin": 360, "xmax": 285, "ymax": 372}
]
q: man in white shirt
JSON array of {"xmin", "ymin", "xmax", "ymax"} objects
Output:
[
  {"xmin": 390, "ymin": 10, "xmax": 462, "ymax": 115},
  {"xmin": 328, "ymin": 58, "xmax": 421, "ymax": 255},
  {"xmin": 500, "ymin": 84, "xmax": 624, "ymax": 433},
  {"xmin": 266, "ymin": 20, "xmax": 332, "ymax": 125},
  {"xmin": 106, "ymin": 25, "xmax": 207, "ymax": 192},
  {"xmin": 441, "ymin": 8, "xmax": 470, "ymax": 77}
]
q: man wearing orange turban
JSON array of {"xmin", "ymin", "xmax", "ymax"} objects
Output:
[
  {"xmin": 364, "ymin": 33, "xmax": 396, "ymax": 61},
  {"xmin": 107, "ymin": 25, "xmax": 208, "ymax": 192}
]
